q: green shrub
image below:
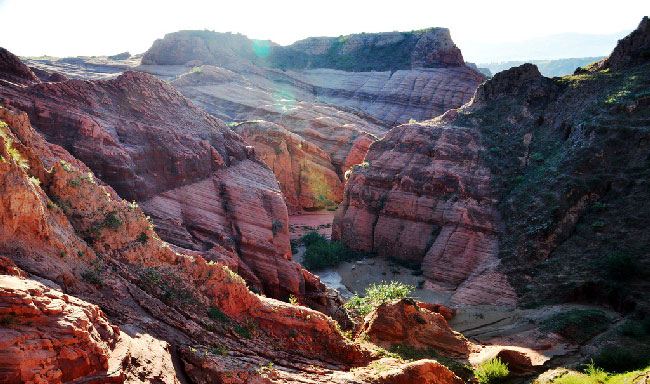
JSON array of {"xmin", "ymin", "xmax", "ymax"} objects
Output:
[
  {"xmin": 301, "ymin": 231, "xmax": 357, "ymax": 270},
  {"xmin": 600, "ymin": 252, "xmax": 641, "ymax": 281},
  {"xmin": 210, "ymin": 344, "xmax": 228, "ymax": 356},
  {"xmin": 207, "ymin": 306, "xmax": 230, "ymax": 323},
  {"xmin": 81, "ymin": 258, "xmax": 104, "ymax": 287},
  {"xmin": 553, "ymin": 364, "xmax": 607, "ymax": 384},
  {"xmin": 136, "ymin": 231, "xmax": 148, "ymax": 245},
  {"xmin": 541, "ymin": 309, "xmax": 610, "ymax": 344},
  {"xmin": 345, "ymin": 281, "xmax": 414, "ymax": 316},
  {"xmin": 301, "ymin": 231, "xmax": 324, "ymax": 247},
  {"xmin": 620, "ymin": 320, "xmax": 648, "ymax": 338},
  {"xmin": 103, "ymin": 211, "xmax": 123, "ymax": 230},
  {"xmin": 474, "ymin": 357, "xmax": 509, "ymax": 384},
  {"xmin": 594, "ymin": 346, "xmax": 650, "ymax": 372},
  {"xmin": 234, "ymin": 324, "xmax": 252, "ymax": 339},
  {"xmin": 68, "ymin": 178, "xmax": 82, "ymax": 187}
]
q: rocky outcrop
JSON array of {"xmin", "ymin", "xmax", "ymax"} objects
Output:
[
  {"xmin": 142, "ymin": 28, "xmax": 467, "ymax": 71},
  {"xmin": 141, "ymin": 30, "xmax": 263, "ymax": 68},
  {"xmin": 0, "ymin": 48, "xmax": 40, "ymax": 85},
  {"xmin": 358, "ymin": 299, "xmax": 471, "ymax": 358},
  {"xmin": 0, "ymin": 276, "xmax": 122, "ymax": 384},
  {"xmin": 169, "ymin": 66, "xmax": 386, "ymax": 175},
  {"xmin": 334, "ymin": 19, "xmax": 650, "ymax": 312},
  {"xmin": 586, "ymin": 16, "xmax": 650, "ymax": 71},
  {"xmin": 299, "ymin": 66, "xmax": 485, "ymax": 125},
  {"xmin": 233, "ymin": 120, "xmax": 343, "ymax": 212},
  {"xmin": 333, "ymin": 116, "xmax": 517, "ymax": 305},
  {"xmin": 472, "ymin": 63, "xmax": 552, "ymax": 105},
  {"xmin": 0, "ymin": 56, "xmax": 322, "ymax": 302}
]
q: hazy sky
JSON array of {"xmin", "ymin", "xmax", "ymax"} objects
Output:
[{"xmin": 1, "ymin": 0, "xmax": 647, "ymax": 62}]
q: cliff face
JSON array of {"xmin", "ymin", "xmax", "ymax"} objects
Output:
[
  {"xmin": 162, "ymin": 61, "xmax": 482, "ymax": 214},
  {"xmin": 23, "ymin": 29, "xmax": 484, "ymax": 214},
  {"xmin": 332, "ymin": 113, "xmax": 517, "ymax": 306},
  {"xmin": 233, "ymin": 120, "xmax": 343, "ymax": 213},
  {"xmin": 0, "ymin": 50, "xmax": 321, "ymax": 304},
  {"xmin": 333, "ymin": 19, "xmax": 650, "ymax": 310},
  {"xmin": 143, "ymin": 29, "xmax": 485, "ymax": 126}
]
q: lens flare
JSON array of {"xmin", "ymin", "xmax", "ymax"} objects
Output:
[{"xmin": 251, "ymin": 39, "xmax": 271, "ymax": 58}]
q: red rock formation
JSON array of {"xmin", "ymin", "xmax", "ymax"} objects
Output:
[
  {"xmin": 0, "ymin": 276, "xmax": 121, "ymax": 384},
  {"xmin": 0, "ymin": 47, "xmax": 40, "ymax": 85},
  {"xmin": 333, "ymin": 116, "xmax": 517, "ymax": 306},
  {"xmin": 0, "ymin": 55, "xmax": 321, "ymax": 303},
  {"xmin": 358, "ymin": 299, "xmax": 471, "ymax": 358},
  {"xmin": 170, "ymin": 68, "xmax": 385, "ymax": 178},
  {"xmin": 233, "ymin": 120, "xmax": 343, "ymax": 213},
  {"xmin": 496, "ymin": 349, "xmax": 536, "ymax": 375},
  {"xmin": 0, "ymin": 104, "xmax": 465, "ymax": 383},
  {"xmin": 417, "ymin": 301, "xmax": 456, "ymax": 320}
]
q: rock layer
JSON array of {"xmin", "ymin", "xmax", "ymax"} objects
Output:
[
  {"xmin": 0, "ymin": 276, "xmax": 121, "ymax": 384},
  {"xmin": 0, "ymin": 50, "xmax": 324, "ymax": 304},
  {"xmin": 333, "ymin": 113, "xmax": 517, "ymax": 305},
  {"xmin": 233, "ymin": 120, "xmax": 344, "ymax": 212}
]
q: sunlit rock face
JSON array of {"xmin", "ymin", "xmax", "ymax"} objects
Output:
[
  {"xmin": 233, "ymin": 120, "xmax": 344, "ymax": 213},
  {"xmin": 333, "ymin": 114, "xmax": 517, "ymax": 306}
]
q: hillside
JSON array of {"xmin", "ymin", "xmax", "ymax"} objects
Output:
[
  {"xmin": 480, "ymin": 56, "xmax": 605, "ymax": 77},
  {"xmin": 336, "ymin": 17, "xmax": 650, "ymax": 314}
]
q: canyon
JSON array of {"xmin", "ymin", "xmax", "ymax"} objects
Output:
[{"xmin": 1, "ymin": 15, "xmax": 649, "ymax": 384}]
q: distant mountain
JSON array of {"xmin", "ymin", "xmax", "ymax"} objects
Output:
[
  {"xmin": 461, "ymin": 31, "xmax": 630, "ymax": 63},
  {"xmin": 480, "ymin": 56, "xmax": 606, "ymax": 77}
]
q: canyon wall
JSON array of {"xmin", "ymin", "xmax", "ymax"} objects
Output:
[
  {"xmin": 334, "ymin": 18, "xmax": 650, "ymax": 310},
  {"xmin": 23, "ymin": 29, "xmax": 485, "ymax": 213},
  {"xmin": 0, "ymin": 50, "xmax": 467, "ymax": 383},
  {"xmin": 332, "ymin": 111, "xmax": 517, "ymax": 306},
  {"xmin": 133, "ymin": 29, "xmax": 486, "ymax": 212}
]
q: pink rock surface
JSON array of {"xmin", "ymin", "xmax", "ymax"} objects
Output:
[{"xmin": 333, "ymin": 118, "xmax": 517, "ymax": 305}]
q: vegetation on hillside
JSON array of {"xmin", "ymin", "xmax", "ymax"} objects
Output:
[
  {"xmin": 345, "ymin": 281, "xmax": 414, "ymax": 316},
  {"xmin": 546, "ymin": 363, "xmax": 650, "ymax": 384},
  {"xmin": 301, "ymin": 231, "xmax": 358, "ymax": 270},
  {"xmin": 540, "ymin": 309, "xmax": 611, "ymax": 344},
  {"xmin": 455, "ymin": 61, "xmax": 650, "ymax": 311},
  {"xmin": 262, "ymin": 28, "xmax": 444, "ymax": 72}
]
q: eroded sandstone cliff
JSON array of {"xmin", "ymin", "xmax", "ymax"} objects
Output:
[
  {"xmin": 0, "ymin": 103, "xmax": 471, "ymax": 383},
  {"xmin": 233, "ymin": 120, "xmax": 343, "ymax": 213},
  {"xmin": 332, "ymin": 110, "xmax": 517, "ymax": 305},
  {"xmin": 0, "ymin": 50, "xmax": 322, "ymax": 305}
]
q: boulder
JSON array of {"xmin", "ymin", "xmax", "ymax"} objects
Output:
[{"xmin": 359, "ymin": 299, "xmax": 471, "ymax": 358}]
